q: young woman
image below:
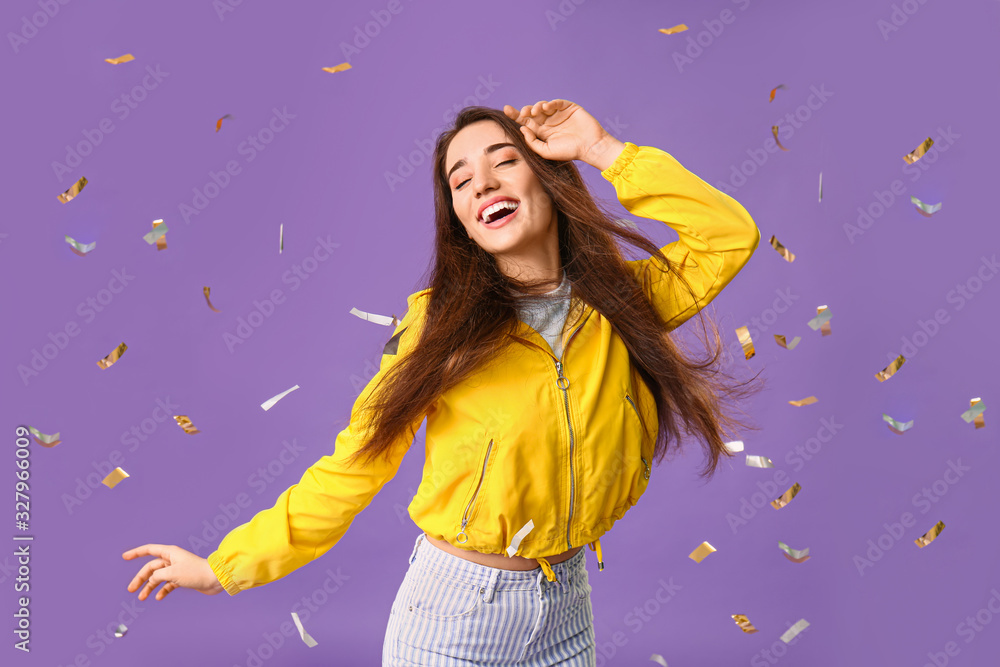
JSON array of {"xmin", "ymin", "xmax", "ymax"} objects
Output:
[{"xmin": 123, "ymin": 99, "xmax": 763, "ymax": 666}]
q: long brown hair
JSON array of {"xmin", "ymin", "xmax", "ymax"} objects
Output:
[{"xmin": 347, "ymin": 106, "xmax": 764, "ymax": 479}]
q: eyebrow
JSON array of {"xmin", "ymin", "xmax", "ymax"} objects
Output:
[{"xmin": 446, "ymin": 143, "xmax": 518, "ymax": 181}]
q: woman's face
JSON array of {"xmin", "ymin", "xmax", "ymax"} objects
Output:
[{"xmin": 444, "ymin": 120, "xmax": 557, "ymax": 262}]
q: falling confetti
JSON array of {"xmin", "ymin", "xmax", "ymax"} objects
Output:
[
  {"xmin": 915, "ymin": 520, "xmax": 945, "ymax": 548},
  {"xmin": 780, "ymin": 619, "xmax": 810, "ymax": 643},
  {"xmin": 114, "ymin": 623, "xmax": 128, "ymax": 637},
  {"xmin": 732, "ymin": 614, "xmax": 758, "ymax": 633},
  {"xmin": 102, "ymin": 467, "xmax": 129, "ymax": 489},
  {"xmin": 911, "ymin": 195, "xmax": 942, "ymax": 216},
  {"xmin": 962, "ymin": 398, "xmax": 985, "ymax": 429},
  {"xmin": 650, "ymin": 655, "xmax": 669, "ymax": 667},
  {"xmin": 778, "ymin": 541, "xmax": 810, "ymax": 563},
  {"xmin": 215, "ymin": 113, "xmax": 233, "ymax": 132},
  {"xmin": 105, "ymin": 54, "xmax": 135, "ymax": 64},
  {"xmin": 688, "ymin": 541, "xmax": 716, "ymax": 563},
  {"xmin": 291, "ymin": 612, "xmax": 318, "ymax": 647},
  {"xmin": 735, "ymin": 326, "xmax": 755, "ymax": 359},
  {"xmin": 57, "ymin": 176, "xmax": 88, "ymax": 203},
  {"xmin": 883, "ymin": 413, "xmax": 914, "ymax": 434},
  {"xmin": 173, "ymin": 416, "xmax": 201, "ymax": 434},
  {"xmin": 321, "ymin": 62, "xmax": 352, "ymax": 74},
  {"xmin": 506, "ymin": 519, "xmax": 535, "ymax": 557},
  {"xmin": 875, "ymin": 355, "xmax": 906, "ymax": 382},
  {"xmin": 659, "ymin": 24, "xmax": 688, "ymax": 35},
  {"xmin": 261, "ymin": 384, "xmax": 300, "ymax": 411},
  {"xmin": 746, "ymin": 455, "xmax": 774, "ymax": 468},
  {"xmin": 903, "ymin": 137, "xmax": 934, "ymax": 164},
  {"xmin": 818, "ymin": 171, "xmax": 823, "ymax": 202},
  {"xmin": 724, "ymin": 440, "xmax": 745, "ymax": 453},
  {"xmin": 807, "ymin": 307, "xmax": 831, "ymax": 335},
  {"xmin": 788, "ymin": 396, "xmax": 818, "ymax": 407},
  {"xmin": 774, "ymin": 335, "xmax": 801, "ymax": 350},
  {"xmin": 768, "ymin": 84, "xmax": 786, "ymax": 102},
  {"xmin": 143, "ymin": 220, "xmax": 168, "ymax": 247},
  {"xmin": 769, "ymin": 235, "xmax": 796, "ymax": 262},
  {"xmin": 27, "ymin": 426, "xmax": 61, "ymax": 447},
  {"xmin": 350, "ymin": 307, "xmax": 396, "ymax": 326},
  {"xmin": 771, "ymin": 125, "xmax": 789, "ymax": 152},
  {"xmin": 64, "ymin": 234, "xmax": 96, "ymax": 256},
  {"xmin": 203, "ymin": 286, "xmax": 221, "ymax": 313},
  {"xmin": 771, "ymin": 482, "xmax": 802, "ymax": 509},
  {"xmin": 97, "ymin": 342, "xmax": 128, "ymax": 369},
  {"xmin": 279, "ymin": 222, "xmax": 284, "ymax": 253}
]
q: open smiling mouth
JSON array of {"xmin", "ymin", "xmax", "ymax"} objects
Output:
[{"xmin": 481, "ymin": 201, "xmax": 520, "ymax": 228}]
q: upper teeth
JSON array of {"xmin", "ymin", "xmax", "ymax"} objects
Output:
[{"xmin": 482, "ymin": 200, "xmax": 518, "ymax": 222}]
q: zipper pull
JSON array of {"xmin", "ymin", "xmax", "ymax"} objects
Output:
[
  {"xmin": 555, "ymin": 360, "xmax": 569, "ymax": 390},
  {"xmin": 641, "ymin": 457, "xmax": 651, "ymax": 480}
]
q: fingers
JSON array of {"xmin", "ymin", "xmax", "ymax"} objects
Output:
[
  {"xmin": 139, "ymin": 567, "xmax": 170, "ymax": 602},
  {"xmin": 156, "ymin": 582, "xmax": 177, "ymax": 601},
  {"xmin": 127, "ymin": 557, "xmax": 167, "ymax": 593},
  {"xmin": 122, "ymin": 543, "xmax": 168, "ymax": 560}
]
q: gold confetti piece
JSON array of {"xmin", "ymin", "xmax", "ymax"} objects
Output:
[
  {"xmin": 788, "ymin": 396, "xmax": 817, "ymax": 407},
  {"xmin": 735, "ymin": 326, "xmax": 755, "ymax": 360},
  {"xmin": 203, "ymin": 286, "xmax": 221, "ymax": 313},
  {"xmin": 806, "ymin": 306, "xmax": 831, "ymax": 333},
  {"xmin": 883, "ymin": 413, "xmax": 914, "ymax": 434},
  {"xmin": 321, "ymin": 62, "xmax": 352, "ymax": 74},
  {"xmin": 915, "ymin": 520, "xmax": 945, "ymax": 548},
  {"xmin": 114, "ymin": 623, "xmax": 128, "ymax": 638},
  {"xmin": 771, "ymin": 482, "xmax": 801, "ymax": 509},
  {"xmin": 506, "ymin": 519, "xmax": 535, "ymax": 557},
  {"xmin": 746, "ymin": 455, "xmax": 774, "ymax": 468},
  {"xmin": 102, "ymin": 467, "xmax": 129, "ymax": 489},
  {"xmin": 27, "ymin": 426, "xmax": 61, "ymax": 448},
  {"xmin": 768, "ymin": 84, "xmax": 786, "ymax": 103},
  {"xmin": 650, "ymin": 655, "xmax": 669, "ymax": 667},
  {"xmin": 911, "ymin": 195, "xmax": 942, "ymax": 217},
  {"xmin": 688, "ymin": 541, "xmax": 716, "ymax": 563},
  {"xmin": 173, "ymin": 415, "xmax": 201, "ymax": 434},
  {"xmin": 261, "ymin": 384, "xmax": 300, "ymax": 411},
  {"xmin": 143, "ymin": 220, "xmax": 168, "ymax": 247},
  {"xmin": 778, "ymin": 541, "xmax": 810, "ymax": 560},
  {"xmin": 771, "ymin": 125, "xmax": 789, "ymax": 152},
  {"xmin": 349, "ymin": 307, "xmax": 396, "ymax": 326},
  {"xmin": 64, "ymin": 234, "xmax": 97, "ymax": 256},
  {"xmin": 963, "ymin": 397, "xmax": 985, "ymax": 429},
  {"xmin": 780, "ymin": 619, "xmax": 809, "ymax": 643},
  {"xmin": 724, "ymin": 440, "xmax": 744, "ymax": 453},
  {"xmin": 104, "ymin": 54, "xmax": 135, "ymax": 64},
  {"xmin": 279, "ymin": 222, "xmax": 284, "ymax": 253},
  {"xmin": 732, "ymin": 614, "xmax": 758, "ymax": 633},
  {"xmin": 774, "ymin": 334, "xmax": 801, "ymax": 350},
  {"xmin": 57, "ymin": 176, "xmax": 88, "ymax": 203},
  {"xmin": 818, "ymin": 171, "xmax": 823, "ymax": 202},
  {"xmin": 291, "ymin": 611, "xmax": 318, "ymax": 647},
  {"xmin": 875, "ymin": 355, "xmax": 906, "ymax": 382},
  {"xmin": 903, "ymin": 136, "xmax": 934, "ymax": 164},
  {"xmin": 769, "ymin": 235, "xmax": 796, "ymax": 262},
  {"xmin": 215, "ymin": 113, "xmax": 233, "ymax": 132},
  {"xmin": 659, "ymin": 24, "xmax": 688, "ymax": 35},
  {"xmin": 96, "ymin": 342, "xmax": 128, "ymax": 369}
]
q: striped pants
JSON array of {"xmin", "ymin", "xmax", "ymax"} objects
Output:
[{"xmin": 382, "ymin": 533, "xmax": 596, "ymax": 666}]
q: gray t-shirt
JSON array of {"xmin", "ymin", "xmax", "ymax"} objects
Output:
[{"xmin": 516, "ymin": 273, "xmax": 572, "ymax": 358}]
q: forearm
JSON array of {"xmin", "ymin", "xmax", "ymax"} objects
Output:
[{"xmin": 581, "ymin": 134, "xmax": 626, "ymax": 172}]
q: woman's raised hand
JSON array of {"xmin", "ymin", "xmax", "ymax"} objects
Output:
[
  {"xmin": 122, "ymin": 543, "xmax": 225, "ymax": 601},
  {"xmin": 503, "ymin": 99, "xmax": 615, "ymax": 165}
]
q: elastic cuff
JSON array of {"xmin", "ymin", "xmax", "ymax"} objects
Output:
[
  {"xmin": 600, "ymin": 141, "xmax": 639, "ymax": 182},
  {"xmin": 536, "ymin": 557, "xmax": 558, "ymax": 583},
  {"xmin": 207, "ymin": 551, "xmax": 242, "ymax": 596}
]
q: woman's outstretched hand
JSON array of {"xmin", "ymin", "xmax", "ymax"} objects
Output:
[
  {"xmin": 503, "ymin": 99, "xmax": 624, "ymax": 169},
  {"xmin": 122, "ymin": 544, "xmax": 225, "ymax": 601}
]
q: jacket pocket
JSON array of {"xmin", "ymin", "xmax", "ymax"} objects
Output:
[
  {"xmin": 456, "ymin": 438, "xmax": 494, "ymax": 544},
  {"xmin": 624, "ymin": 392, "xmax": 651, "ymax": 481}
]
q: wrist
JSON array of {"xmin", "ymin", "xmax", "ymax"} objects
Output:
[{"xmin": 582, "ymin": 135, "xmax": 626, "ymax": 172}]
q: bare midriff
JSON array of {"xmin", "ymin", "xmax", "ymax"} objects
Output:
[{"xmin": 423, "ymin": 533, "xmax": 584, "ymax": 570}]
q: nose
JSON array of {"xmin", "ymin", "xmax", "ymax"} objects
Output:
[{"xmin": 471, "ymin": 168, "xmax": 500, "ymax": 202}]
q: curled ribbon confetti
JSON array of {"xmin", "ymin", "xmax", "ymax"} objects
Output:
[
  {"xmin": 771, "ymin": 482, "xmax": 802, "ymax": 509},
  {"xmin": 903, "ymin": 137, "xmax": 934, "ymax": 164},
  {"xmin": 97, "ymin": 342, "xmax": 128, "ymax": 369},
  {"xmin": 203, "ymin": 286, "xmax": 221, "ymax": 313},
  {"xmin": 57, "ymin": 176, "xmax": 88, "ymax": 203},
  {"xmin": 768, "ymin": 84, "xmax": 786, "ymax": 102},
  {"xmin": 105, "ymin": 54, "xmax": 135, "ymax": 64}
]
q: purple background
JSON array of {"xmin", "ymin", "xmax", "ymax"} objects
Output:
[{"xmin": 3, "ymin": 0, "xmax": 998, "ymax": 665}]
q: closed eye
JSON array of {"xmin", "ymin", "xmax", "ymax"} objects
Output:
[{"xmin": 455, "ymin": 159, "xmax": 517, "ymax": 189}]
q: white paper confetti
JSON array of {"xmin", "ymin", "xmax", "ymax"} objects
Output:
[
  {"xmin": 780, "ymin": 618, "xmax": 810, "ymax": 643},
  {"xmin": 291, "ymin": 611, "xmax": 318, "ymax": 647},
  {"xmin": 746, "ymin": 455, "xmax": 775, "ymax": 468},
  {"xmin": 724, "ymin": 440, "xmax": 744, "ymax": 453},
  {"xmin": 650, "ymin": 655, "xmax": 668, "ymax": 667},
  {"xmin": 261, "ymin": 384, "xmax": 300, "ymax": 411},
  {"xmin": 506, "ymin": 519, "xmax": 535, "ymax": 557},
  {"xmin": 349, "ymin": 307, "xmax": 395, "ymax": 326}
]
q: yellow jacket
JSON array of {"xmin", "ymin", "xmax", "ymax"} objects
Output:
[{"xmin": 208, "ymin": 142, "xmax": 761, "ymax": 594}]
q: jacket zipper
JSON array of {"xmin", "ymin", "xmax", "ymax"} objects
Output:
[
  {"xmin": 555, "ymin": 313, "xmax": 589, "ymax": 550},
  {"xmin": 625, "ymin": 393, "xmax": 651, "ymax": 480},
  {"xmin": 456, "ymin": 438, "xmax": 494, "ymax": 544}
]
